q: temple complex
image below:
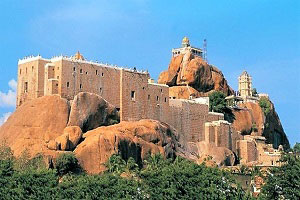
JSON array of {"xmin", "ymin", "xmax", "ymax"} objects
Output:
[
  {"xmin": 172, "ymin": 37, "xmax": 203, "ymax": 58},
  {"xmin": 16, "ymin": 37, "xmax": 283, "ymax": 167}
]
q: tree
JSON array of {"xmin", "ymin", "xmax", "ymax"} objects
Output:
[
  {"xmin": 260, "ymin": 153, "xmax": 300, "ymax": 199},
  {"xmin": 258, "ymin": 97, "xmax": 271, "ymax": 116},
  {"xmin": 55, "ymin": 152, "xmax": 82, "ymax": 176},
  {"xmin": 58, "ymin": 173, "xmax": 141, "ymax": 199},
  {"xmin": 209, "ymin": 91, "xmax": 235, "ymax": 123},
  {"xmin": 293, "ymin": 142, "xmax": 300, "ymax": 153},
  {"xmin": 141, "ymin": 156, "xmax": 245, "ymax": 199}
]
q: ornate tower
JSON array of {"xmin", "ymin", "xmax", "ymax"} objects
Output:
[{"xmin": 238, "ymin": 71, "xmax": 252, "ymax": 97}]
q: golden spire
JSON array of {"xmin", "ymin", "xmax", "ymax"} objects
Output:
[
  {"xmin": 182, "ymin": 36, "xmax": 190, "ymax": 47},
  {"xmin": 182, "ymin": 36, "xmax": 189, "ymax": 44},
  {"xmin": 74, "ymin": 51, "xmax": 84, "ymax": 60}
]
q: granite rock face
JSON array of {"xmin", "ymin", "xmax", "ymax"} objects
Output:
[
  {"xmin": 68, "ymin": 92, "xmax": 119, "ymax": 132},
  {"xmin": 74, "ymin": 119, "xmax": 182, "ymax": 174},
  {"xmin": 0, "ymin": 95, "xmax": 70, "ymax": 157},
  {"xmin": 158, "ymin": 52, "xmax": 234, "ymax": 96},
  {"xmin": 233, "ymin": 101, "xmax": 289, "ymax": 148}
]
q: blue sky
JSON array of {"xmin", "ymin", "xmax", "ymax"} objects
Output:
[{"xmin": 0, "ymin": 0, "xmax": 299, "ymax": 146}]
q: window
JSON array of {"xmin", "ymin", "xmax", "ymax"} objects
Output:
[
  {"xmin": 86, "ymin": 71, "xmax": 88, "ymax": 75},
  {"xmin": 73, "ymin": 67, "xmax": 76, "ymax": 71},
  {"xmin": 26, "ymin": 67, "xmax": 27, "ymax": 74},
  {"xmin": 24, "ymin": 82, "xmax": 28, "ymax": 93},
  {"xmin": 100, "ymin": 88, "xmax": 102, "ymax": 93},
  {"xmin": 148, "ymin": 95, "xmax": 150, "ymax": 100},
  {"xmin": 67, "ymin": 82, "xmax": 70, "ymax": 88},
  {"xmin": 57, "ymin": 76, "xmax": 59, "ymax": 79},
  {"xmin": 156, "ymin": 96, "xmax": 159, "ymax": 101},
  {"xmin": 96, "ymin": 70, "xmax": 98, "ymax": 75},
  {"xmin": 131, "ymin": 91, "xmax": 135, "ymax": 101},
  {"xmin": 101, "ymin": 72, "xmax": 104, "ymax": 77},
  {"xmin": 165, "ymin": 97, "xmax": 167, "ymax": 102},
  {"xmin": 32, "ymin": 66, "xmax": 34, "ymax": 72},
  {"xmin": 20, "ymin": 69, "xmax": 22, "ymax": 75},
  {"xmin": 142, "ymin": 87, "xmax": 145, "ymax": 90},
  {"xmin": 80, "ymin": 84, "xmax": 82, "ymax": 89},
  {"xmin": 160, "ymin": 89, "xmax": 163, "ymax": 92},
  {"xmin": 80, "ymin": 69, "xmax": 83, "ymax": 74}
]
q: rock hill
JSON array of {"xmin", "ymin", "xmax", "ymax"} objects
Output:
[
  {"xmin": 158, "ymin": 51, "xmax": 234, "ymax": 96},
  {"xmin": 158, "ymin": 52, "xmax": 289, "ymax": 149}
]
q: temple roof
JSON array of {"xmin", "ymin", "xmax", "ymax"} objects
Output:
[
  {"xmin": 182, "ymin": 36, "xmax": 190, "ymax": 44},
  {"xmin": 73, "ymin": 51, "xmax": 85, "ymax": 60}
]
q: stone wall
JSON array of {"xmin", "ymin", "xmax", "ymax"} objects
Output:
[
  {"xmin": 204, "ymin": 120, "xmax": 231, "ymax": 149},
  {"xmin": 167, "ymin": 99, "xmax": 223, "ymax": 144},
  {"xmin": 119, "ymin": 70, "xmax": 169, "ymax": 122}
]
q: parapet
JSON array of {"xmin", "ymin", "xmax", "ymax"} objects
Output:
[{"xmin": 18, "ymin": 55, "xmax": 50, "ymax": 65}]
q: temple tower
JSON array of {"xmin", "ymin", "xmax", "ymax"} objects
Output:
[
  {"xmin": 238, "ymin": 71, "xmax": 252, "ymax": 97},
  {"xmin": 172, "ymin": 37, "xmax": 203, "ymax": 58}
]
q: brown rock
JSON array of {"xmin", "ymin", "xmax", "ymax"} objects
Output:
[
  {"xmin": 169, "ymin": 86, "xmax": 202, "ymax": 99},
  {"xmin": 55, "ymin": 133, "xmax": 69, "ymax": 151},
  {"xmin": 64, "ymin": 126, "xmax": 82, "ymax": 150},
  {"xmin": 67, "ymin": 92, "xmax": 119, "ymax": 132},
  {"xmin": 47, "ymin": 140, "xmax": 58, "ymax": 150},
  {"xmin": 0, "ymin": 95, "xmax": 70, "ymax": 157},
  {"xmin": 233, "ymin": 101, "xmax": 289, "ymax": 149},
  {"xmin": 158, "ymin": 52, "xmax": 234, "ymax": 96},
  {"xmin": 194, "ymin": 141, "xmax": 235, "ymax": 166},
  {"xmin": 74, "ymin": 119, "xmax": 180, "ymax": 174},
  {"xmin": 232, "ymin": 108, "xmax": 253, "ymax": 135}
]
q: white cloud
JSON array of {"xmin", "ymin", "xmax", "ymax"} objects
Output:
[
  {"xmin": 0, "ymin": 112, "xmax": 12, "ymax": 126},
  {"xmin": 8, "ymin": 79, "xmax": 17, "ymax": 91},
  {"xmin": 0, "ymin": 79, "xmax": 17, "ymax": 107}
]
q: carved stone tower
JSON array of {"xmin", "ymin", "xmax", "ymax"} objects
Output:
[{"xmin": 238, "ymin": 71, "xmax": 252, "ymax": 97}]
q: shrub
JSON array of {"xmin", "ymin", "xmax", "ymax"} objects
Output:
[
  {"xmin": 209, "ymin": 91, "xmax": 235, "ymax": 123},
  {"xmin": 55, "ymin": 153, "xmax": 82, "ymax": 175},
  {"xmin": 259, "ymin": 97, "xmax": 271, "ymax": 116}
]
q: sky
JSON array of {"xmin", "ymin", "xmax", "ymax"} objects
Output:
[{"xmin": 0, "ymin": 0, "xmax": 299, "ymax": 146}]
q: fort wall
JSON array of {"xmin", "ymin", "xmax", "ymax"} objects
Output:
[{"xmin": 17, "ymin": 53, "xmax": 281, "ymax": 167}]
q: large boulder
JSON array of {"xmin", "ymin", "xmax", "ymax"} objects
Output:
[
  {"xmin": 65, "ymin": 126, "xmax": 83, "ymax": 150},
  {"xmin": 158, "ymin": 52, "xmax": 234, "ymax": 96},
  {"xmin": 74, "ymin": 119, "xmax": 181, "ymax": 174},
  {"xmin": 0, "ymin": 95, "xmax": 70, "ymax": 157},
  {"xmin": 67, "ymin": 92, "xmax": 119, "ymax": 132},
  {"xmin": 191, "ymin": 141, "xmax": 236, "ymax": 166}
]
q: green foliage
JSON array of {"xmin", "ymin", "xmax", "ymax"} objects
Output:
[
  {"xmin": 141, "ymin": 156, "xmax": 245, "ymax": 199},
  {"xmin": 209, "ymin": 91, "xmax": 227, "ymax": 113},
  {"xmin": 259, "ymin": 97, "xmax": 271, "ymax": 116},
  {"xmin": 143, "ymin": 153, "xmax": 169, "ymax": 171},
  {"xmin": 0, "ymin": 151, "xmax": 275, "ymax": 199},
  {"xmin": 55, "ymin": 152, "xmax": 82, "ymax": 175},
  {"xmin": 105, "ymin": 154, "xmax": 126, "ymax": 174},
  {"xmin": 260, "ymin": 153, "xmax": 300, "ymax": 199},
  {"xmin": 0, "ymin": 142, "xmax": 14, "ymax": 177},
  {"xmin": 293, "ymin": 142, "xmax": 300, "ymax": 153},
  {"xmin": 58, "ymin": 173, "xmax": 142, "ymax": 199},
  {"xmin": 209, "ymin": 91, "xmax": 235, "ymax": 123}
]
